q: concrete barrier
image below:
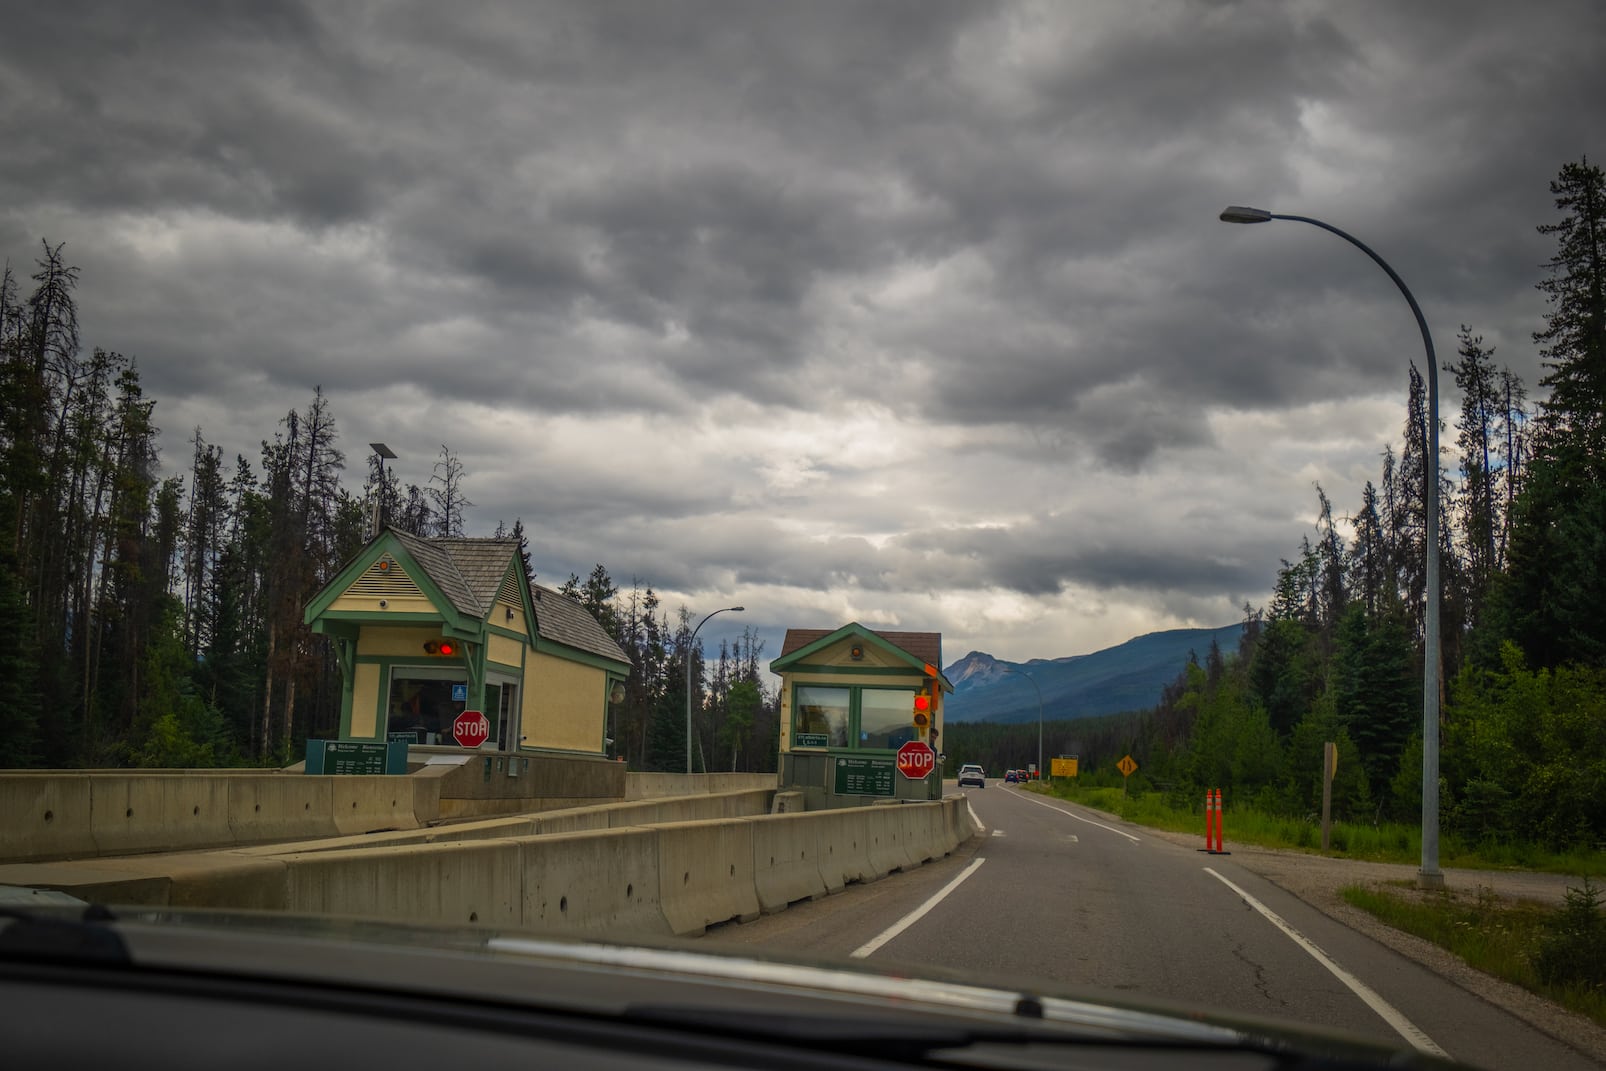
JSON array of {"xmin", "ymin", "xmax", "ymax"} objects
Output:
[
  {"xmin": 90, "ymin": 776, "xmax": 233, "ymax": 856},
  {"xmin": 655, "ymin": 819, "xmax": 761, "ymax": 936},
  {"xmin": 908, "ymin": 802, "xmax": 946, "ymax": 865},
  {"xmin": 748, "ymin": 812, "xmax": 829, "ymax": 914},
  {"xmin": 163, "ymin": 852, "xmax": 291, "ymax": 910},
  {"xmin": 0, "ymin": 776, "xmax": 94, "ymax": 862},
  {"xmin": 520, "ymin": 827, "xmax": 668, "ymax": 937},
  {"xmin": 625, "ymin": 772, "xmax": 778, "ymax": 800},
  {"xmin": 227, "ymin": 776, "xmax": 339, "ymax": 844},
  {"xmin": 864, "ymin": 807, "xmax": 909, "ymax": 878},
  {"xmin": 331, "ymin": 777, "xmax": 420, "ymax": 836},
  {"xmin": 282, "ymin": 840, "xmax": 523, "ymax": 928}
]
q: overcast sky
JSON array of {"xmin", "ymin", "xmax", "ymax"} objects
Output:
[{"xmin": 2, "ymin": 1, "xmax": 1601, "ymax": 672}]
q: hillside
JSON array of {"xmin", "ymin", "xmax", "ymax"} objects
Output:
[{"xmin": 942, "ymin": 624, "xmax": 1244, "ymax": 724}]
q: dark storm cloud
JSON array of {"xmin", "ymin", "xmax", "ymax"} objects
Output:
[{"xmin": 2, "ymin": 0, "xmax": 1602, "ymax": 656}]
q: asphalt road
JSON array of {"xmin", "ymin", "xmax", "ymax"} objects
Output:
[{"xmin": 701, "ymin": 780, "xmax": 1600, "ymax": 1071}]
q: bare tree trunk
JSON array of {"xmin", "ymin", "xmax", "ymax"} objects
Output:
[
  {"xmin": 260, "ymin": 631, "xmax": 276, "ymax": 762},
  {"xmin": 282, "ymin": 674, "xmax": 297, "ymax": 763}
]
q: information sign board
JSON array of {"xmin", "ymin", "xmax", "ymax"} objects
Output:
[
  {"xmin": 793, "ymin": 733, "xmax": 830, "ymax": 749},
  {"xmin": 831, "ymin": 756, "xmax": 895, "ymax": 797},
  {"xmin": 304, "ymin": 740, "xmax": 408, "ymax": 775},
  {"xmin": 1051, "ymin": 756, "xmax": 1079, "ymax": 778}
]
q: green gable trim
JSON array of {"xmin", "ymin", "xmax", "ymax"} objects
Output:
[
  {"xmin": 780, "ymin": 663, "xmax": 926, "ymax": 678},
  {"xmin": 499, "ymin": 560, "xmax": 540, "ymax": 646},
  {"xmin": 769, "ymin": 622, "xmax": 929, "ymax": 676},
  {"xmin": 314, "ymin": 611, "xmax": 444, "ymax": 628},
  {"xmin": 303, "ymin": 531, "xmax": 472, "ymax": 633}
]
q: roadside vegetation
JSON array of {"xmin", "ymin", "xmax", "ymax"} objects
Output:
[
  {"xmin": 1340, "ymin": 880, "xmax": 1606, "ymax": 1028},
  {"xmin": 1034, "ymin": 774, "xmax": 1605, "ymax": 876},
  {"xmin": 948, "ymin": 158, "xmax": 1606, "ymax": 870}
]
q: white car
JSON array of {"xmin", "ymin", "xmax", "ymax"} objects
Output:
[{"xmin": 957, "ymin": 763, "xmax": 986, "ymax": 788}]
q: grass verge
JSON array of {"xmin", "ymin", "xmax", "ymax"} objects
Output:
[
  {"xmin": 1341, "ymin": 882, "xmax": 1606, "ymax": 1028},
  {"xmin": 1032, "ymin": 781, "xmax": 1605, "ymax": 875}
]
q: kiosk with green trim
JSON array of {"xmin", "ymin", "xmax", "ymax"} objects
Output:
[
  {"xmin": 770, "ymin": 623, "xmax": 952, "ymax": 809},
  {"xmin": 302, "ymin": 529, "xmax": 629, "ymax": 763}
]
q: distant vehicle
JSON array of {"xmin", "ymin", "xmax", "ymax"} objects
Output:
[
  {"xmin": 1004, "ymin": 770, "xmax": 1018, "ymax": 783},
  {"xmin": 957, "ymin": 764, "xmax": 985, "ymax": 788}
]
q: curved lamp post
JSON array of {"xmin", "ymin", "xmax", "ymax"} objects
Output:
[
  {"xmin": 1000, "ymin": 666, "xmax": 1044, "ymax": 781},
  {"xmin": 686, "ymin": 605, "xmax": 744, "ymax": 775},
  {"xmin": 1219, "ymin": 205, "xmax": 1442, "ymax": 889}
]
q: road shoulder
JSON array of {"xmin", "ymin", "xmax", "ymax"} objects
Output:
[{"xmin": 1059, "ymin": 799, "xmax": 1606, "ymax": 1065}]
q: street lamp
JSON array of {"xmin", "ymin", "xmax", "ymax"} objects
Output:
[
  {"xmin": 1219, "ymin": 205, "xmax": 1443, "ymax": 889},
  {"xmin": 1000, "ymin": 666, "xmax": 1044, "ymax": 781},
  {"xmin": 686, "ymin": 605, "xmax": 744, "ymax": 775},
  {"xmin": 369, "ymin": 443, "xmax": 397, "ymax": 537}
]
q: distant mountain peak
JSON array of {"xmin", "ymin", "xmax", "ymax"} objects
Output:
[{"xmin": 942, "ymin": 623, "xmax": 1244, "ymax": 724}]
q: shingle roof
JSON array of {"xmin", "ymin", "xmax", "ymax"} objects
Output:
[
  {"xmin": 530, "ymin": 583, "xmax": 630, "ymax": 666},
  {"xmin": 382, "ymin": 531, "xmax": 625, "ymax": 667},
  {"xmin": 390, "ymin": 531, "xmax": 517, "ymax": 618},
  {"xmin": 780, "ymin": 626, "xmax": 942, "ymax": 668}
]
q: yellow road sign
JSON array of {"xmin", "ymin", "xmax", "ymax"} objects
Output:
[
  {"xmin": 1117, "ymin": 754, "xmax": 1138, "ymax": 777},
  {"xmin": 1051, "ymin": 756, "xmax": 1079, "ymax": 778}
]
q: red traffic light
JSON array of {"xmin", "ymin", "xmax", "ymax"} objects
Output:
[
  {"xmin": 912, "ymin": 692, "xmax": 931, "ymax": 728},
  {"xmin": 423, "ymin": 640, "xmax": 457, "ymax": 656}
]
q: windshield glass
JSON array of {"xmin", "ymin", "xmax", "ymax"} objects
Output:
[{"xmin": 2, "ymin": 5, "xmax": 1603, "ymax": 1071}]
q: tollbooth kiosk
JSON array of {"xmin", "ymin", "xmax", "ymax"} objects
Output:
[
  {"xmin": 303, "ymin": 529, "xmax": 630, "ymax": 763},
  {"xmin": 770, "ymin": 623, "xmax": 953, "ymax": 810}
]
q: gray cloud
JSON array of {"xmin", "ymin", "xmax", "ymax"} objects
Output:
[{"xmin": 2, "ymin": 0, "xmax": 1600, "ymax": 662}]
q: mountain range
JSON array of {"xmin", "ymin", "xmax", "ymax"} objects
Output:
[{"xmin": 941, "ymin": 624, "xmax": 1245, "ymax": 724}]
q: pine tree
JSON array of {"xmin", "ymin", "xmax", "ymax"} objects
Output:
[{"xmin": 1533, "ymin": 157, "xmax": 1606, "ymax": 468}]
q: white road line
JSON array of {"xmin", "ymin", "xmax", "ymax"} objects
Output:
[
  {"xmin": 966, "ymin": 798, "xmax": 985, "ymax": 834},
  {"xmin": 1203, "ymin": 868, "xmax": 1447, "ymax": 1058},
  {"xmin": 990, "ymin": 829, "xmax": 1007, "ymax": 837},
  {"xmin": 1018, "ymin": 791, "xmax": 1142, "ymax": 842},
  {"xmin": 851, "ymin": 858, "xmax": 986, "ymax": 959}
]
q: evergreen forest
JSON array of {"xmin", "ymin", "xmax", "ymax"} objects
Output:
[{"xmin": 1, "ymin": 158, "xmax": 1601, "ymax": 847}]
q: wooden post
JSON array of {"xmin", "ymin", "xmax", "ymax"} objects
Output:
[{"xmin": 1321, "ymin": 741, "xmax": 1337, "ymax": 851}]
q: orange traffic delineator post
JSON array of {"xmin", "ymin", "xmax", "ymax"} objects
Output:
[{"xmin": 1198, "ymin": 788, "xmax": 1231, "ymax": 855}]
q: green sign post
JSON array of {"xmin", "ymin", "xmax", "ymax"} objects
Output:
[{"xmin": 832, "ymin": 755, "xmax": 895, "ymax": 797}]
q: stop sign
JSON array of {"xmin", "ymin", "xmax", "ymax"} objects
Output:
[
  {"xmin": 896, "ymin": 740, "xmax": 936, "ymax": 779},
  {"xmin": 452, "ymin": 709, "xmax": 490, "ymax": 748}
]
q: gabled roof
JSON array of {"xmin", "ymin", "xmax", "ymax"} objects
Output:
[
  {"xmin": 305, "ymin": 527, "xmax": 628, "ymax": 672},
  {"xmin": 771, "ymin": 622, "xmax": 953, "ymax": 692},
  {"xmin": 530, "ymin": 583, "xmax": 630, "ymax": 667},
  {"xmin": 389, "ymin": 530, "xmax": 515, "ymax": 619},
  {"xmin": 779, "ymin": 627, "xmax": 943, "ymax": 666}
]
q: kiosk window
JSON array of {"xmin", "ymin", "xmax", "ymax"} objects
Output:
[
  {"xmin": 388, "ymin": 675, "xmax": 467, "ymax": 743},
  {"xmin": 794, "ymin": 686, "xmax": 850, "ymax": 747}
]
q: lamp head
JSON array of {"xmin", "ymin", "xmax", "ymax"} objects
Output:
[{"xmin": 1219, "ymin": 205, "xmax": 1273, "ymax": 224}]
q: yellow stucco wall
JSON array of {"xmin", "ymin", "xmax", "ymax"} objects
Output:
[
  {"xmin": 522, "ymin": 650, "xmax": 604, "ymax": 752},
  {"xmin": 809, "ymin": 637, "xmax": 909, "ymax": 669},
  {"xmin": 331, "ymin": 592, "xmax": 435, "ymax": 614},
  {"xmin": 358, "ymin": 626, "xmax": 456, "ymax": 657},
  {"xmin": 495, "ymin": 597, "xmax": 527, "ymax": 635},
  {"xmin": 487, "ymin": 633, "xmax": 524, "ymax": 669},
  {"xmin": 350, "ymin": 662, "xmax": 381, "ymax": 739}
]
